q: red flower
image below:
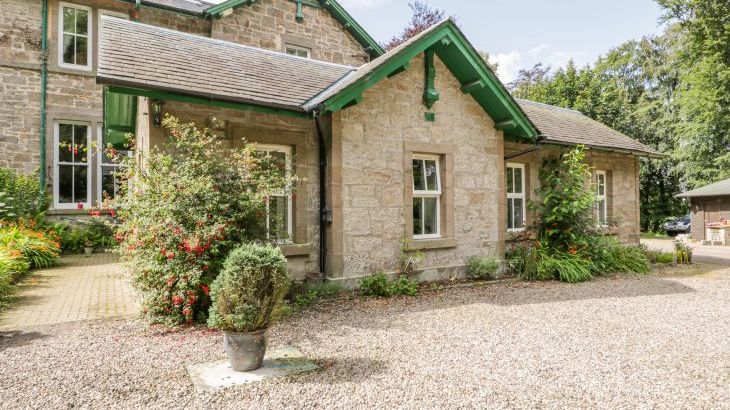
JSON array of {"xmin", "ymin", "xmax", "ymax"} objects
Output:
[
  {"xmin": 89, "ymin": 209, "xmax": 101, "ymax": 217},
  {"xmin": 77, "ymin": 202, "xmax": 84, "ymax": 210},
  {"xmin": 166, "ymin": 252, "xmax": 175, "ymax": 261},
  {"xmin": 172, "ymin": 295, "xmax": 183, "ymax": 306},
  {"xmin": 109, "ymin": 209, "xmax": 116, "ymax": 218},
  {"xmin": 201, "ymin": 284, "xmax": 210, "ymax": 296}
]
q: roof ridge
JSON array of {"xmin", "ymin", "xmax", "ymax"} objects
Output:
[
  {"xmin": 100, "ymin": 15, "xmax": 357, "ymax": 70},
  {"xmin": 516, "ymin": 98, "xmax": 583, "ymax": 115}
]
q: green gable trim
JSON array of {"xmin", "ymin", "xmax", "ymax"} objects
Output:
[
  {"xmin": 105, "ymin": 86, "xmax": 309, "ymax": 119},
  {"xmin": 318, "ymin": 0, "xmax": 384, "ymax": 59},
  {"xmin": 316, "ymin": 21, "xmax": 538, "ymax": 141},
  {"xmin": 422, "ymin": 49, "xmax": 440, "ymax": 109}
]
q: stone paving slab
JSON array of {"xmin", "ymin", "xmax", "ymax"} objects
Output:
[
  {"xmin": 0, "ymin": 254, "xmax": 137, "ymax": 330},
  {"xmin": 186, "ymin": 347, "xmax": 319, "ymax": 392}
]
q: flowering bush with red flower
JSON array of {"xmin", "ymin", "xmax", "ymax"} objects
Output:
[{"xmin": 110, "ymin": 115, "xmax": 296, "ymax": 325}]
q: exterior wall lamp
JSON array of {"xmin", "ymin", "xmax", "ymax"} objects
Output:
[{"xmin": 151, "ymin": 99, "xmax": 165, "ymax": 127}]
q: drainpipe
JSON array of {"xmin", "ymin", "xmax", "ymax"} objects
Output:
[
  {"xmin": 39, "ymin": 0, "xmax": 49, "ymax": 195},
  {"xmin": 314, "ymin": 113, "xmax": 328, "ymax": 275}
]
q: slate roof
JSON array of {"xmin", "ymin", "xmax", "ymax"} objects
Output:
[
  {"xmin": 676, "ymin": 178, "xmax": 730, "ymax": 198},
  {"xmin": 139, "ymin": 0, "xmax": 215, "ymax": 14},
  {"xmin": 516, "ymin": 99, "xmax": 662, "ymax": 157},
  {"xmin": 97, "ymin": 16, "xmax": 354, "ymax": 111}
]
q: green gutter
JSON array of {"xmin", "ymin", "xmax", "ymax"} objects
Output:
[{"xmin": 39, "ymin": 0, "xmax": 48, "ymax": 195}]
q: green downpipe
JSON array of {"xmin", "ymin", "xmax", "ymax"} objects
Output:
[{"xmin": 39, "ymin": 0, "xmax": 48, "ymax": 195}]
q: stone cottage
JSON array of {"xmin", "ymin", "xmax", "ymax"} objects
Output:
[
  {"xmin": 0, "ymin": 0, "xmax": 660, "ymax": 283},
  {"xmin": 677, "ymin": 178, "xmax": 730, "ymax": 245}
]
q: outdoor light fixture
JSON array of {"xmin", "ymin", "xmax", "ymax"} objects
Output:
[{"xmin": 151, "ymin": 99, "xmax": 164, "ymax": 127}]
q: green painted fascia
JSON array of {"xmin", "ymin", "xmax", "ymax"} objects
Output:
[
  {"xmin": 205, "ymin": 0, "xmax": 256, "ymax": 17},
  {"xmin": 318, "ymin": 0, "xmax": 384, "ymax": 58},
  {"xmin": 319, "ymin": 22, "xmax": 538, "ymax": 141},
  {"xmin": 106, "ymin": 86, "xmax": 309, "ymax": 119}
]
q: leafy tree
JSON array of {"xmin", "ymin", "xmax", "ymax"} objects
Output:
[
  {"xmin": 384, "ymin": 1, "xmax": 448, "ymax": 50},
  {"xmin": 112, "ymin": 115, "xmax": 295, "ymax": 325}
]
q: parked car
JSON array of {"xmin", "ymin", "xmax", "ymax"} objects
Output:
[{"xmin": 665, "ymin": 216, "xmax": 691, "ymax": 236}]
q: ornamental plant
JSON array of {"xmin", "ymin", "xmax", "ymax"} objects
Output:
[
  {"xmin": 532, "ymin": 145, "xmax": 598, "ymax": 251},
  {"xmin": 111, "ymin": 115, "xmax": 296, "ymax": 325},
  {"xmin": 207, "ymin": 244, "xmax": 289, "ymax": 333}
]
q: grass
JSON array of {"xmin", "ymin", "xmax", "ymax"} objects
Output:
[{"xmin": 641, "ymin": 232, "xmax": 670, "ymax": 239}]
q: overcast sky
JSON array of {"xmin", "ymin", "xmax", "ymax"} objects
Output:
[{"xmin": 338, "ymin": 0, "xmax": 667, "ymax": 82}]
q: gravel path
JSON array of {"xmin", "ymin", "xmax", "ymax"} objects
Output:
[{"xmin": 1, "ymin": 269, "xmax": 729, "ymax": 409}]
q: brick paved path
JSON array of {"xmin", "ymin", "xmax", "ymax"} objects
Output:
[{"xmin": 0, "ymin": 254, "xmax": 137, "ymax": 330}]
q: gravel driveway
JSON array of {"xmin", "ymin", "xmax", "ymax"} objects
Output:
[{"xmin": 1, "ymin": 269, "xmax": 729, "ymax": 409}]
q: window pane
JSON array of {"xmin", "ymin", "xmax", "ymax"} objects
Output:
[
  {"xmin": 297, "ymin": 50, "xmax": 308, "ymax": 58},
  {"xmin": 58, "ymin": 124, "xmax": 73, "ymax": 163},
  {"xmin": 63, "ymin": 34, "xmax": 74, "ymax": 64},
  {"xmin": 424, "ymin": 197, "xmax": 438, "ymax": 235},
  {"xmin": 598, "ymin": 199, "xmax": 606, "ymax": 224},
  {"xmin": 412, "ymin": 160, "xmax": 425, "ymax": 191},
  {"xmin": 268, "ymin": 195, "xmax": 289, "ymax": 240},
  {"xmin": 58, "ymin": 165, "xmax": 73, "ymax": 203},
  {"xmin": 507, "ymin": 198, "xmax": 514, "ymax": 229},
  {"xmin": 513, "ymin": 167, "xmax": 523, "ymax": 194},
  {"xmin": 413, "ymin": 197, "xmax": 423, "ymax": 235},
  {"xmin": 75, "ymin": 9, "xmax": 88, "ymax": 35},
  {"xmin": 424, "ymin": 160, "xmax": 438, "ymax": 191},
  {"xmin": 63, "ymin": 7, "xmax": 75, "ymax": 32},
  {"xmin": 101, "ymin": 167, "xmax": 117, "ymax": 199},
  {"xmin": 75, "ymin": 36, "xmax": 88, "ymax": 66},
  {"xmin": 73, "ymin": 125, "xmax": 87, "ymax": 163},
  {"xmin": 506, "ymin": 167, "xmax": 514, "ymax": 194},
  {"xmin": 513, "ymin": 198, "xmax": 524, "ymax": 229},
  {"xmin": 74, "ymin": 165, "xmax": 88, "ymax": 203},
  {"xmin": 597, "ymin": 174, "xmax": 605, "ymax": 196}
]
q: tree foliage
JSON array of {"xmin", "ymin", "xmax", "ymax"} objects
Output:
[
  {"xmin": 384, "ymin": 1, "xmax": 447, "ymax": 50},
  {"xmin": 511, "ymin": 0, "xmax": 729, "ymax": 231}
]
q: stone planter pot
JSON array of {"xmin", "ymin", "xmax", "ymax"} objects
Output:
[
  {"xmin": 84, "ymin": 246, "xmax": 94, "ymax": 257},
  {"xmin": 223, "ymin": 329, "xmax": 267, "ymax": 372}
]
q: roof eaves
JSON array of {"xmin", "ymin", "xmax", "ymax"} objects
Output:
[{"xmin": 115, "ymin": 0, "xmax": 206, "ymax": 16}]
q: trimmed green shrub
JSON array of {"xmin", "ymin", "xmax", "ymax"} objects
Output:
[
  {"xmin": 536, "ymin": 251, "xmax": 594, "ymax": 283},
  {"xmin": 466, "ymin": 256, "xmax": 499, "ymax": 280},
  {"xmin": 359, "ymin": 271, "xmax": 392, "ymax": 297},
  {"xmin": 207, "ymin": 244, "xmax": 289, "ymax": 332}
]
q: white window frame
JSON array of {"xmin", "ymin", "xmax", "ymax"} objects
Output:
[
  {"xmin": 412, "ymin": 154, "xmax": 442, "ymax": 240},
  {"xmin": 595, "ymin": 170, "xmax": 608, "ymax": 227},
  {"xmin": 506, "ymin": 163, "xmax": 527, "ymax": 232},
  {"xmin": 54, "ymin": 120, "xmax": 91, "ymax": 209},
  {"xmin": 58, "ymin": 2, "xmax": 93, "ymax": 71},
  {"xmin": 284, "ymin": 44, "xmax": 311, "ymax": 59},
  {"xmin": 255, "ymin": 144, "xmax": 294, "ymax": 242},
  {"xmin": 96, "ymin": 124, "xmax": 132, "ymax": 205}
]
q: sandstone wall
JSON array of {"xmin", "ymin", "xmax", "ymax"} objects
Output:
[
  {"xmin": 210, "ymin": 0, "xmax": 370, "ymax": 66},
  {"xmin": 329, "ymin": 54, "xmax": 504, "ymax": 280},
  {"xmin": 504, "ymin": 141, "xmax": 642, "ymax": 244}
]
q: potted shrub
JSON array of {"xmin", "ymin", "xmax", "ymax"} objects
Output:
[{"xmin": 207, "ymin": 243, "xmax": 289, "ymax": 372}]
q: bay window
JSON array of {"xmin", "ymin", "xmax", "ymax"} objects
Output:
[
  {"xmin": 54, "ymin": 122, "xmax": 90, "ymax": 209},
  {"xmin": 59, "ymin": 2, "xmax": 92, "ymax": 70},
  {"xmin": 506, "ymin": 163, "xmax": 526, "ymax": 231},
  {"xmin": 412, "ymin": 155, "xmax": 441, "ymax": 239}
]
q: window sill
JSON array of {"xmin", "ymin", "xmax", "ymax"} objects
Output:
[
  {"xmin": 406, "ymin": 238, "xmax": 457, "ymax": 250},
  {"xmin": 279, "ymin": 243, "xmax": 312, "ymax": 257}
]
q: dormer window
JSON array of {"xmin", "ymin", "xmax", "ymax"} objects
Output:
[{"xmin": 284, "ymin": 44, "xmax": 311, "ymax": 59}]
